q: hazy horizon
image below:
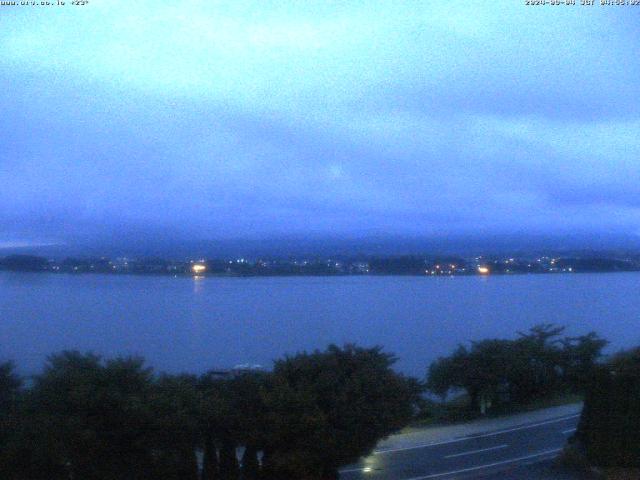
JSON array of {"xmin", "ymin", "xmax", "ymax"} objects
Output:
[{"xmin": 2, "ymin": 232, "xmax": 640, "ymax": 261}]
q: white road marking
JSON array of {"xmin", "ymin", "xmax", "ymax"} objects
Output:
[
  {"xmin": 562, "ymin": 428, "xmax": 576, "ymax": 434},
  {"xmin": 340, "ymin": 467, "xmax": 366, "ymax": 474},
  {"xmin": 404, "ymin": 448, "xmax": 563, "ymax": 480},
  {"xmin": 371, "ymin": 414, "xmax": 579, "ymax": 455},
  {"xmin": 444, "ymin": 444, "xmax": 508, "ymax": 459}
]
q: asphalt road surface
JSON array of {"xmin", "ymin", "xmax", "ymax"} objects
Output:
[{"xmin": 339, "ymin": 413, "xmax": 580, "ymax": 480}]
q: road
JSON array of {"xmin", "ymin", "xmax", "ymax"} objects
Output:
[{"xmin": 339, "ymin": 412, "xmax": 580, "ymax": 480}]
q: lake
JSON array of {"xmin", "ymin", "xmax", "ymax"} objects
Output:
[{"xmin": 1, "ymin": 272, "xmax": 639, "ymax": 378}]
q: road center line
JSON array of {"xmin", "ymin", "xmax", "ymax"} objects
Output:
[
  {"xmin": 562, "ymin": 428, "xmax": 577, "ymax": 434},
  {"xmin": 371, "ymin": 414, "xmax": 580, "ymax": 455},
  {"xmin": 444, "ymin": 444, "xmax": 508, "ymax": 459},
  {"xmin": 404, "ymin": 448, "xmax": 563, "ymax": 480}
]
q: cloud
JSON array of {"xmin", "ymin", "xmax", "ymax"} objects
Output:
[{"xmin": 0, "ymin": 1, "xmax": 639, "ymax": 245}]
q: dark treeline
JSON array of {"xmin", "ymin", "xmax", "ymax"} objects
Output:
[
  {"xmin": 0, "ymin": 255, "xmax": 50, "ymax": 272},
  {"xmin": 576, "ymin": 347, "xmax": 640, "ymax": 468},
  {"xmin": 426, "ymin": 325, "xmax": 640, "ymax": 469},
  {"xmin": 0, "ymin": 345, "xmax": 421, "ymax": 480},
  {"xmin": 426, "ymin": 324, "xmax": 608, "ymax": 415}
]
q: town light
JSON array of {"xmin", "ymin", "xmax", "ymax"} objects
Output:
[
  {"xmin": 191, "ymin": 263, "xmax": 206, "ymax": 274},
  {"xmin": 477, "ymin": 266, "xmax": 490, "ymax": 275}
]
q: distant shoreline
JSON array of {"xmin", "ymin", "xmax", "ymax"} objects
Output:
[
  {"xmin": 2, "ymin": 268, "xmax": 640, "ymax": 280},
  {"xmin": 2, "ymin": 252, "xmax": 640, "ymax": 279}
]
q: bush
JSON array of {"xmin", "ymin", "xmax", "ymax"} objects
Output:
[
  {"xmin": 577, "ymin": 347, "xmax": 640, "ymax": 468},
  {"xmin": 0, "ymin": 345, "xmax": 422, "ymax": 480},
  {"xmin": 426, "ymin": 324, "xmax": 607, "ymax": 415}
]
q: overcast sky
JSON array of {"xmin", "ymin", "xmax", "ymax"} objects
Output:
[{"xmin": 1, "ymin": 1, "xmax": 639, "ymax": 249}]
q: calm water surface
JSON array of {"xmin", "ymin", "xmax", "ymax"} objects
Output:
[{"xmin": 1, "ymin": 272, "xmax": 639, "ymax": 377}]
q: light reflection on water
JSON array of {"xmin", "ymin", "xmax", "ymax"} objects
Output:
[{"xmin": 192, "ymin": 275, "xmax": 205, "ymax": 294}]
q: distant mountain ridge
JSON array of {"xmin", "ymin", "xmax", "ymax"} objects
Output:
[{"xmin": 2, "ymin": 232, "xmax": 640, "ymax": 260}]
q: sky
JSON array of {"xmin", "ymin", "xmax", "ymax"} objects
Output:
[{"xmin": 1, "ymin": 1, "xmax": 639, "ymax": 251}]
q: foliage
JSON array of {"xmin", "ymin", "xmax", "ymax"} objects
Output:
[
  {"xmin": 150, "ymin": 374, "xmax": 201, "ymax": 480},
  {"xmin": 0, "ymin": 361, "xmax": 21, "ymax": 413},
  {"xmin": 198, "ymin": 371, "xmax": 268, "ymax": 480},
  {"xmin": 426, "ymin": 324, "xmax": 607, "ymax": 414},
  {"xmin": 261, "ymin": 344, "xmax": 423, "ymax": 479},
  {"xmin": 577, "ymin": 347, "xmax": 640, "ymax": 468},
  {"xmin": 0, "ymin": 345, "xmax": 420, "ymax": 480},
  {"xmin": 0, "ymin": 352, "xmax": 204, "ymax": 480},
  {"xmin": 0, "ymin": 362, "xmax": 23, "ymax": 477},
  {"xmin": 25, "ymin": 352, "xmax": 157, "ymax": 480}
]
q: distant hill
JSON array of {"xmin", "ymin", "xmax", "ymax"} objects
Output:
[{"xmin": 2, "ymin": 232, "xmax": 640, "ymax": 260}]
